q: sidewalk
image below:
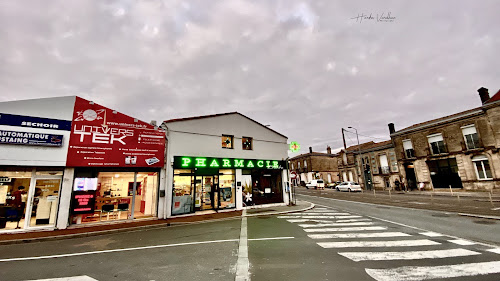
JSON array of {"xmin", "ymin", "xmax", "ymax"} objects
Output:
[
  {"xmin": 371, "ymin": 189, "xmax": 500, "ymax": 199},
  {"xmin": 0, "ymin": 201, "xmax": 313, "ymax": 245}
]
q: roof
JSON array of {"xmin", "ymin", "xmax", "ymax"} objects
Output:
[
  {"xmin": 486, "ymin": 89, "xmax": 500, "ymax": 104},
  {"xmin": 289, "ymin": 152, "xmax": 338, "ymax": 160},
  {"xmin": 345, "ymin": 140, "xmax": 392, "ymax": 153},
  {"xmin": 163, "ymin": 112, "xmax": 287, "ymax": 139},
  {"xmin": 393, "ymin": 88, "xmax": 500, "ymax": 136}
]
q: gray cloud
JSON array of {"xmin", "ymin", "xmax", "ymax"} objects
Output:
[{"xmin": 0, "ymin": 0, "xmax": 499, "ymax": 158}]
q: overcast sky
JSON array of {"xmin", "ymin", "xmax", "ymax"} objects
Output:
[{"xmin": 1, "ymin": 0, "xmax": 498, "ymax": 157}]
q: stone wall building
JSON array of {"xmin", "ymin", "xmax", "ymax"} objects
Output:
[
  {"xmin": 289, "ymin": 146, "xmax": 339, "ymax": 186},
  {"xmin": 390, "ymin": 87, "xmax": 500, "ymax": 191},
  {"xmin": 338, "ymin": 141, "xmax": 399, "ymax": 190}
]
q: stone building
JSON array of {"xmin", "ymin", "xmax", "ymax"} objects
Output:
[
  {"xmin": 289, "ymin": 146, "xmax": 339, "ymax": 186},
  {"xmin": 390, "ymin": 87, "xmax": 500, "ymax": 191},
  {"xmin": 337, "ymin": 141, "xmax": 399, "ymax": 190}
]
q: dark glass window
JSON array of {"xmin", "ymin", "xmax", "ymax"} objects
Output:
[
  {"xmin": 430, "ymin": 141, "xmax": 446, "ymax": 154},
  {"xmin": 221, "ymin": 135, "xmax": 233, "ymax": 149},
  {"xmin": 464, "ymin": 133, "xmax": 480, "ymax": 150},
  {"xmin": 242, "ymin": 137, "xmax": 252, "ymax": 150}
]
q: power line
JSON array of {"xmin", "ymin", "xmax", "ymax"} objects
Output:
[{"xmin": 343, "ymin": 129, "xmax": 388, "ymax": 141}]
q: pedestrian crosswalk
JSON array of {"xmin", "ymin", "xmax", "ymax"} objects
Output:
[{"xmin": 278, "ymin": 206, "xmax": 500, "ymax": 281}]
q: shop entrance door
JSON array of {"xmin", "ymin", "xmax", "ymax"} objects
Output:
[
  {"xmin": 196, "ymin": 176, "xmax": 219, "ymax": 211},
  {"xmin": 24, "ymin": 175, "xmax": 62, "ymax": 229}
]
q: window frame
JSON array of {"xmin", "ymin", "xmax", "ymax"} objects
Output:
[
  {"xmin": 461, "ymin": 125, "xmax": 480, "ymax": 150},
  {"xmin": 427, "ymin": 133, "xmax": 447, "ymax": 155},
  {"xmin": 402, "ymin": 139, "xmax": 415, "ymax": 158},
  {"xmin": 242, "ymin": 136, "xmax": 253, "ymax": 150},
  {"xmin": 472, "ymin": 155, "xmax": 493, "ymax": 180},
  {"xmin": 221, "ymin": 135, "xmax": 234, "ymax": 149}
]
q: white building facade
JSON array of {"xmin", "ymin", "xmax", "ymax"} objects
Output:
[{"xmin": 161, "ymin": 112, "xmax": 290, "ymax": 218}]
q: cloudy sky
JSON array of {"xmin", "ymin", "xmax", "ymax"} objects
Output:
[{"xmin": 1, "ymin": 0, "xmax": 498, "ymax": 157}]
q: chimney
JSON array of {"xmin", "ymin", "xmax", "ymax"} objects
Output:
[
  {"xmin": 478, "ymin": 87, "xmax": 490, "ymax": 104},
  {"xmin": 150, "ymin": 120, "xmax": 157, "ymax": 126},
  {"xmin": 309, "ymin": 147, "xmax": 313, "ymax": 153},
  {"xmin": 327, "ymin": 146, "xmax": 332, "ymax": 154},
  {"xmin": 388, "ymin": 123, "xmax": 395, "ymax": 135}
]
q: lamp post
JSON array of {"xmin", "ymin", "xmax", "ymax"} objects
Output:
[{"xmin": 348, "ymin": 126, "xmax": 364, "ymax": 190}]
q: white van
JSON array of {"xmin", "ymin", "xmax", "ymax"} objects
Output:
[{"xmin": 306, "ymin": 179, "xmax": 325, "ymax": 189}]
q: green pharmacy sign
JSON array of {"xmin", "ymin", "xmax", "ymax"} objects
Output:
[
  {"xmin": 289, "ymin": 141, "xmax": 300, "ymax": 152},
  {"xmin": 173, "ymin": 156, "xmax": 286, "ymax": 170}
]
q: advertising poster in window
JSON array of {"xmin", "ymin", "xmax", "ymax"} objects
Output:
[{"xmin": 67, "ymin": 97, "xmax": 165, "ymax": 167}]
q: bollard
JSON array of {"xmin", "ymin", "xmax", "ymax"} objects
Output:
[
  {"xmin": 457, "ymin": 193, "xmax": 460, "ymax": 202},
  {"xmin": 489, "ymin": 191, "xmax": 494, "ymax": 207},
  {"xmin": 449, "ymin": 185, "xmax": 453, "ymax": 195},
  {"xmin": 431, "ymin": 192, "xmax": 433, "ymax": 203},
  {"xmin": 373, "ymin": 189, "xmax": 376, "ymax": 197},
  {"xmin": 389, "ymin": 189, "xmax": 392, "ymax": 199}
]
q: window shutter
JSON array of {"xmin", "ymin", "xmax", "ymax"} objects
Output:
[
  {"xmin": 462, "ymin": 125, "xmax": 477, "ymax": 136},
  {"xmin": 427, "ymin": 134, "xmax": 443, "ymax": 143},
  {"xmin": 402, "ymin": 140, "xmax": 413, "ymax": 150}
]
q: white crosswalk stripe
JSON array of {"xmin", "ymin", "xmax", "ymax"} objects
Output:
[
  {"xmin": 365, "ymin": 261, "xmax": 500, "ymax": 281},
  {"xmin": 308, "ymin": 232, "xmax": 411, "ymax": 239},
  {"xmin": 318, "ymin": 239, "xmax": 440, "ymax": 248},
  {"xmin": 299, "ymin": 222, "xmax": 374, "ymax": 228},
  {"xmin": 304, "ymin": 226, "xmax": 387, "ymax": 232},
  {"xmin": 278, "ymin": 207, "xmax": 500, "ymax": 280},
  {"xmin": 339, "ymin": 248, "xmax": 481, "ymax": 261},
  {"xmin": 277, "ymin": 215, "xmax": 362, "ymax": 219}
]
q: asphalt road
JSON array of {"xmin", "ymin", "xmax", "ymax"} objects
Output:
[{"xmin": 1, "ymin": 195, "xmax": 500, "ymax": 281}]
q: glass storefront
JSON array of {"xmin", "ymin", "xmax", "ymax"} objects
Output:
[
  {"xmin": 0, "ymin": 167, "xmax": 63, "ymax": 231},
  {"xmin": 71, "ymin": 169, "xmax": 159, "ymax": 225},
  {"xmin": 172, "ymin": 169, "xmax": 235, "ymax": 215},
  {"xmin": 244, "ymin": 169, "xmax": 283, "ymax": 206}
]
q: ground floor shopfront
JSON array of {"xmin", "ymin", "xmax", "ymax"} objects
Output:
[
  {"xmin": 0, "ymin": 166, "xmax": 163, "ymax": 232},
  {"xmin": 169, "ymin": 156, "xmax": 289, "ymax": 217}
]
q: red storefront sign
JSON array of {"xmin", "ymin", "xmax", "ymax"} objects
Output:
[{"xmin": 67, "ymin": 97, "xmax": 165, "ymax": 167}]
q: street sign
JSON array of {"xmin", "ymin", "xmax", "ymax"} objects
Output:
[{"xmin": 290, "ymin": 171, "xmax": 298, "ymax": 179}]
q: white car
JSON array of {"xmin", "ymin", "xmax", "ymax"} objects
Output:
[
  {"xmin": 306, "ymin": 179, "xmax": 325, "ymax": 189},
  {"xmin": 336, "ymin": 181, "xmax": 362, "ymax": 192}
]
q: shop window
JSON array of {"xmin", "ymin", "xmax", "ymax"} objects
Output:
[
  {"xmin": 402, "ymin": 139, "xmax": 415, "ymax": 158},
  {"xmin": 472, "ymin": 155, "xmax": 492, "ymax": 180},
  {"xmin": 71, "ymin": 171, "xmax": 159, "ymax": 224},
  {"xmin": 172, "ymin": 169, "xmax": 194, "ymax": 215},
  {"xmin": 242, "ymin": 137, "xmax": 253, "ymax": 150},
  {"xmin": 219, "ymin": 169, "xmax": 235, "ymax": 209},
  {"xmin": 462, "ymin": 125, "xmax": 480, "ymax": 150},
  {"xmin": 0, "ymin": 170, "xmax": 32, "ymax": 230},
  {"xmin": 221, "ymin": 135, "xmax": 234, "ymax": 149},
  {"xmin": 427, "ymin": 134, "xmax": 447, "ymax": 155}
]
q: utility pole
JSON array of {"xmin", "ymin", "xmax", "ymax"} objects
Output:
[
  {"xmin": 341, "ymin": 128, "xmax": 347, "ymax": 149},
  {"xmin": 348, "ymin": 126, "xmax": 365, "ymax": 190}
]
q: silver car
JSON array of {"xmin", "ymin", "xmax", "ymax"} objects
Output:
[{"xmin": 336, "ymin": 181, "xmax": 362, "ymax": 192}]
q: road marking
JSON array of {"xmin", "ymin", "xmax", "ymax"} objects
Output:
[
  {"xmin": 448, "ymin": 239, "xmax": 476, "ymax": 245},
  {"xmin": 303, "ymin": 210, "xmax": 339, "ymax": 213},
  {"xmin": 277, "ymin": 215, "xmax": 362, "ymax": 219},
  {"xmin": 487, "ymin": 248, "xmax": 500, "ymax": 254},
  {"xmin": 235, "ymin": 210, "xmax": 249, "ymax": 281},
  {"xmin": 419, "ymin": 232, "xmax": 443, "ymax": 237},
  {"xmin": 286, "ymin": 219, "xmax": 336, "ymax": 223},
  {"xmin": 298, "ymin": 222, "xmax": 374, "ymax": 228},
  {"xmin": 318, "ymin": 239, "xmax": 440, "ymax": 248},
  {"xmin": 304, "ymin": 226, "xmax": 387, "ymax": 232},
  {"xmin": 25, "ymin": 276, "xmax": 98, "ymax": 281},
  {"xmin": 336, "ymin": 218, "xmax": 372, "ymax": 223},
  {"xmin": 306, "ymin": 201, "xmax": 499, "ymax": 249},
  {"xmin": 365, "ymin": 261, "xmax": 500, "ymax": 281},
  {"xmin": 339, "ymin": 248, "xmax": 481, "ymax": 261},
  {"xmin": 308, "ymin": 232, "xmax": 411, "ymax": 239},
  {"xmin": 0, "ymin": 235, "xmax": 294, "ymax": 263},
  {"xmin": 295, "ymin": 212, "xmax": 352, "ymax": 215}
]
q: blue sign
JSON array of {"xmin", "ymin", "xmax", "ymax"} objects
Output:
[
  {"xmin": 0, "ymin": 129, "xmax": 63, "ymax": 147},
  {"xmin": 0, "ymin": 113, "xmax": 72, "ymax": 131}
]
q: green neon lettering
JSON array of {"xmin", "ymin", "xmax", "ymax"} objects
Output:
[
  {"xmin": 222, "ymin": 159, "xmax": 231, "ymax": 167},
  {"xmin": 272, "ymin": 161, "xmax": 279, "ymax": 168},
  {"xmin": 234, "ymin": 159, "xmax": 244, "ymax": 168},
  {"xmin": 195, "ymin": 158, "xmax": 207, "ymax": 167},
  {"xmin": 257, "ymin": 160, "xmax": 264, "ymax": 168},
  {"xmin": 266, "ymin": 160, "xmax": 271, "ymax": 168},
  {"xmin": 182, "ymin": 158, "xmax": 191, "ymax": 167},
  {"xmin": 209, "ymin": 159, "xmax": 220, "ymax": 167},
  {"xmin": 247, "ymin": 160, "xmax": 254, "ymax": 168}
]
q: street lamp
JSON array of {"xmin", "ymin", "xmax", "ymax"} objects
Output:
[{"xmin": 348, "ymin": 126, "xmax": 364, "ymax": 189}]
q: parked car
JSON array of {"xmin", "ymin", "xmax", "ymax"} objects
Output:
[
  {"xmin": 306, "ymin": 179, "xmax": 325, "ymax": 189},
  {"xmin": 336, "ymin": 181, "xmax": 362, "ymax": 192},
  {"xmin": 327, "ymin": 181, "xmax": 341, "ymax": 188}
]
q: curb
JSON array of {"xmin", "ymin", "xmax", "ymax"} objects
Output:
[
  {"xmin": 0, "ymin": 202, "xmax": 314, "ymax": 245},
  {"xmin": 458, "ymin": 213, "xmax": 500, "ymax": 220}
]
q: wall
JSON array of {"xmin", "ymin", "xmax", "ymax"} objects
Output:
[{"xmin": 0, "ymin": 96, "xmax": 76, "ymax": 167}]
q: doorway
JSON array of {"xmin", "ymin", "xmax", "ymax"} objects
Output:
[
  {"xmin": 195, "ymin": 175, "xmax": 219, "ymax": 211},
  {"xmin": 404, "ymin": 163, "xmax": 417, "ymax": 190},
  {"xmin": 427, "ymin": 158, "xmax": 463, "ymax": 189}
]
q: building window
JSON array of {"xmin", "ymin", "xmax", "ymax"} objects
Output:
[
  {"xmin": 402, "ymin": 139, "xmax": 415, "ymax": 158},
  {"xmin": 472, "ymin": 155, "xmax": 492, "ymax": 180},
  {"xmin": 242, "ymin": 137, "xmax": 253, "ymax": 150},
  {"xmin": 462, "ymin": 125, "xmax": 480, "ymax": 150},
  {"xmin": 304, "ymin": 160, "xmax": 307, "ymax": 168},
  {"xmin": 291, "ymin": 163, "xmax": 294, "ymax": 170},
  {"xmin": 379, "ymin": 154, "xmax": 390, "ymax": 174},
  {"xmin": 298, "ymin": 162, "xmax": 300, "ymax": 169},
  {"xmin": 427, "ymin": 134, "xmax": 447, "ymax": 155},
  {"xmin": 221, "ymin": 135, "xmax": 233, "ymax": 149}
]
